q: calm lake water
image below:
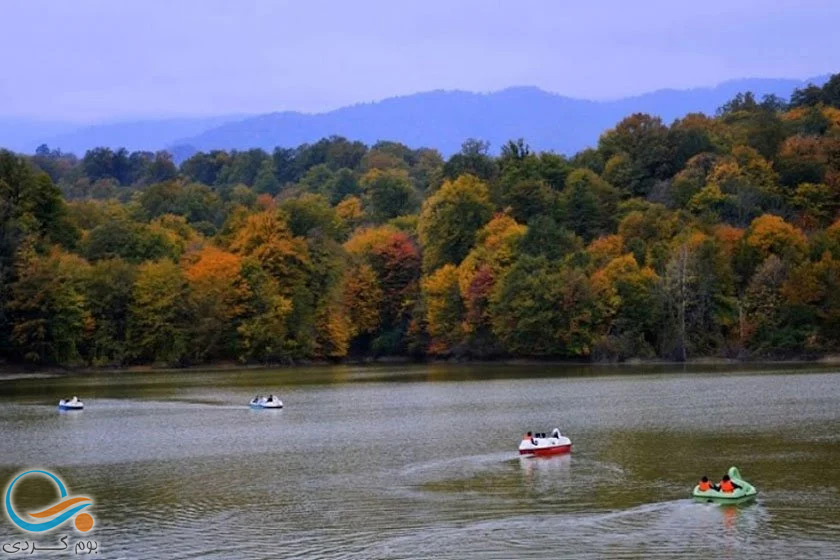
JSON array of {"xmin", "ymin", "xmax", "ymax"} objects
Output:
[{"xmin": 1, "ymin": 363, "xmax": 839, "ymax": 559}]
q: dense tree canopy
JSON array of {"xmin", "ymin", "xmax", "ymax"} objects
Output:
[{"xmin": 4, "ymin": 74, "xmax": 840, "ymax": 366}]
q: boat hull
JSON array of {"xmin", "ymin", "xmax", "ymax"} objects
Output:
[
  {"xmin": 250, "ymin": 402, "xmax": 283, "ymax": 409},
  {"xmin": 519, "ymin": 444, "xmax": 571, "ymax": 456},
  {"xmin": 692, "ymin": 494, "xmax": 756, "ymax": 505}
]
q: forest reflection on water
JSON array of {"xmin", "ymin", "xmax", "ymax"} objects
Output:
[{"xmin": 0, "ymin": 363, "xmax": 838, "ymax": 559}]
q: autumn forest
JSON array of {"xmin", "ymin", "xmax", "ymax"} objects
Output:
[{"xmin": 2, "ymin": 76, "xmax": 840, "ymax": 367}]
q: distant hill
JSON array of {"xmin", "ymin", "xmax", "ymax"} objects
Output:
[
  {"xmin": 37, "ymin": 115, "xmax": 249, "ymax": 156},
  {"xmin": 0, "ymin": 118, "xmax": 77, "ymax": 153},
  {"xmin": 177, "ymin": 76, "xmax": 829, "ymax": 156},
  {"xmin": 2, "ymin": 75, "xmax": 830, "ymax": 157}
]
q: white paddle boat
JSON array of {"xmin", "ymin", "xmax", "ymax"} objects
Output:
[
  {"xmin": 58, "ymin": 396, "xmax": 84, "ymax": 411},
  {"xmin": 518, "ymin": 428, "xmax": 572, "ymax": 456},
  {"xmin": 249, "ymin": 395, "xmax": 283, "ymax": 409}
]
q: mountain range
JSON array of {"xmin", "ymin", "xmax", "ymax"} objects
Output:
[{"xmin": 1, "ymin": 75, "xmax": 830, "ymax": 159}]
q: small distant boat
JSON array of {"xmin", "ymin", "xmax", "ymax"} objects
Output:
[
  {"xmin": 249, "ymin": 395, "xmax": 283, "ymax": 409},
  {"xmin": 58, "ymin": 396, "xmax": 84, "ymax": 411},
  {"xmin": 693, "ymin": 466, "xmax": 757, "ymax": 503},
  {"xmin": 518, "ymin": 428, "xmax": 572, "ymax": 456}
]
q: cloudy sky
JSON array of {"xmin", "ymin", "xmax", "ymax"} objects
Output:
[{"xmin": 1, "ymin": 0, "xmax": 837, "ymax": 121}]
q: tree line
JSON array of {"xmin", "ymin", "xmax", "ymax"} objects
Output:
[{"xmin": 2, "ymin": 75, "xmax": 840, "ymax": 366}]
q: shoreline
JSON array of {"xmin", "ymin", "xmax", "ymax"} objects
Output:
[{"xmin": 2, "ymin": 355, "xmax": 839, "ymax": 381}]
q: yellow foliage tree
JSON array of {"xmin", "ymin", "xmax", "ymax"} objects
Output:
[
  {"xmin": 336, "ymin": 195, "xmax": 365, "ymax": 229},
  {"xmin": 341, "ymin": 263, "xmax": 383, "ymax": 336},
  {"xmin": 746, "ymin": 214, "xmax": 808, "ymax": 260},
  {"xmin": 713, "ymin": 224, "xmax": 745, "ymax": 257},
  {"xmin": 230, "ymin": 210, "xmax": 310, "ymax": 293},
  {"xmin": 591, "ymin": 254, "xmax": 659, "ymax": 319},
  {"xmin": 127, "ymin": 259, "xmax": 190, "ymax": 364},
  {"xmin": 456, "ymin": 213, "xmax": 525, "ymax": 296},
  {"xmin": 315, "ymin": 303, "xmax": 352, "ymax": 358},
  {"xmin": 421, "ymin": 264, "xmax": 464, "ymax": 354},
  {"xmin": 586, "ymin": 234, "xmax": 624, "ymax": 270},
  {"xmin": 184, "ymin": 245, "xmax": 249, "ymax": 360},
  {"xmin": 343, "ymin": 225, "xmax": 400, "ymax": 256}
]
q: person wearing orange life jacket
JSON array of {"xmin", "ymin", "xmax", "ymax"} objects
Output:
[
  {"xmin": 523, "ymin": 431, "xmax": 536, "ymax": 445},
  {"xmin": 718, "ymin": 474, "xmax": 742, "ymax": 493},
  {"xmin": 697, "ymin": 476, "xmax": 717, "ymax": 492}
]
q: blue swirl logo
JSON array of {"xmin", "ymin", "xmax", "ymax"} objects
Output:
[{"xmin": 4, "ymin": 471, "xmax": 94, "ymax": 533}]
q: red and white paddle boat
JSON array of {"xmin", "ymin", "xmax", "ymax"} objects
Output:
[{"xmin": 518, "ymin": 428, "xmax": 572, "ymax": 457}]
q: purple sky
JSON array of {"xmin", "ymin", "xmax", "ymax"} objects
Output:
[{"xmin": 1, "ymin": 0, "xmax": 837, "ymax": 121}]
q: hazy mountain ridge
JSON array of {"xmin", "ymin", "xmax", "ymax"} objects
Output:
[
  {"xmin": 176, "ymin": 76, "xmax": 828, "ymax": 156},
  {"xmin": 0, "ymin": 118, "xmax": 79, "ymax": 154},
  {"xmin": 38, "ymin": 115, "xmax": 250, "ymax": 156},
  {"xmin": 3, "ymin": 75, "xmax": 830, "ymax": 157}
]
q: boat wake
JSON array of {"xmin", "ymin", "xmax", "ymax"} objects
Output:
[{"xmin": 366, "ymin": 499, "xmax": 771, "ymax": 559}]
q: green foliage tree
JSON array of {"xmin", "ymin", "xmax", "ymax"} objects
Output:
[
  {"xmin": 83, "ymin": 218, "xmax": 178, "ymax": 262},
  {"xmin": 442, "ymin": 139, "xmax": 498, "ymax": 182},
  {"xmin": 127, "ymin": 259, "xmax": 190, "ymax": 364},
  {"xmin": 418, "ymin": 174, "xmax": 494, "ymax": 271},
  {"xmin": 501, "ymin": 179, "xmax": 557, "ymax": 224},
  {"xmin": 137, "ymin": 181, "xmax": 224, "ymax": 226},
  {"xmin": 791, "ymin": 75, "xmax": 840, "ymax": 109},
  {"xmin": 0, "ymin": 150, "xmax": 76, "ymax": 252},
  {"xmin": 661, "ymin": 238, "xmax": 736, "ymax": 360},
  {"xmin": 598, "ymin": 113, "xmax": 672, "ymax": 196},
  {"xmin": 181, "ymin": 150, "xmax": 230, "ymax": 185},
  {"xmin": 491, "ymin": 256, "xmax": 596, "ymax": 356},
  {"xmin": 253, "ymin": 159, "xmax": 280, "ymax": 195},
  {"xmin": 279, "ymin": 193, "xmax": 345, "ymax": 239},
  {"xmin": 7, "ymin": 248, "xmax": 88, "ymax": 364},
  {"xmin": 591, "ymin": 254, "xmax": 661, "ymax": 360},
  {"xmin": 82, "ymin": 258, "xmax": 136, "ymax": 365},
  {"xmin": 217, "ymin": 149, "xmax": 270, "ymax": 186},
  {"xmin": 560, "ymin": 169, "xmax": 618, "ymax": 241},
  {"xmin": 718, "ymin": 93, "xmax": 787, "ymax": 159},
  {"xmin": 520, "ymin": 215, "xmax": 582, "ymax": 261},
  {"xmin": 236, "ymin": 259, "xmax": 293, "ymax": 362},
  {"xmin": 326, "ymin": 168, "xmax": 360, "ymax": 204},
  {"xmin": 360, "ymin": 168, "xmax": 419, "ymax": 222}
]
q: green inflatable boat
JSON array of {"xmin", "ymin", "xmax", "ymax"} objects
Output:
[{"xmin": 692, "ymin": 466, "xmax": 757, "ymax": 502}]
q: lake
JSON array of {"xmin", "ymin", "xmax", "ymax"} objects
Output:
[{"xmin": 1, "ymin": 363, "xmax": 839, "ymax": 559}]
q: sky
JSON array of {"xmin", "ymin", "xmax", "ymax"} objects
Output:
[{"xmin": 1, "ymin": 0, "xmax": 838, "ymax": 122}]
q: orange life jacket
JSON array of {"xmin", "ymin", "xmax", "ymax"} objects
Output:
[
  {"xmin": 699, "ymin": 481, "xmax": 711, "ymax": 491},
  {"xmin": 523, "ymin": 435, "xmax": 532, "ymax": 441},
  {"xmin": 719, "ymin": 480, "xmax": 735, "ymax": 493}
]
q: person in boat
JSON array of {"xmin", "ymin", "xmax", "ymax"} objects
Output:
[
  {"xmin": 698, "ymin": 476, "xmax": 718, "ymax": 492},
  {"xmin": 718, "ymin": 474, "xmax": 742, "ymax": 493},
  {"xmin": 523, "ymin": 431, "xmax": 537, "ymax": 445}
]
